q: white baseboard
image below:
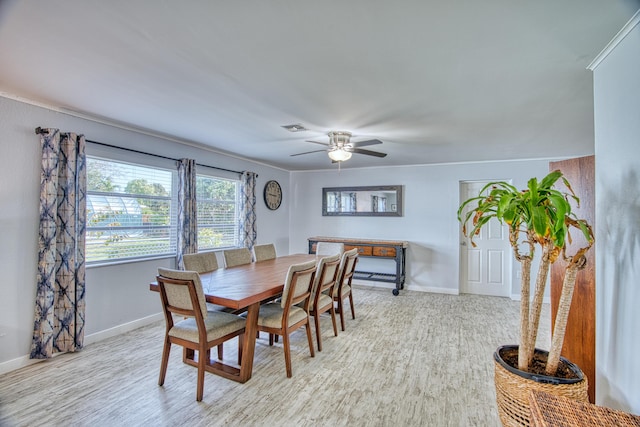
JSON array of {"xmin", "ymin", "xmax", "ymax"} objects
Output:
[
  {"xmin": 0, "ymin": 354, "xmax": 44, "ymax": 375},
  {"xmin": 0, "ymin": 312, "xmax": 163, "ymax": 375},
  {"xmin": 84, "ymin": 312, "xmax": 163, "ymax": 346}
]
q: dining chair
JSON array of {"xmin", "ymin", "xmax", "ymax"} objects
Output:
[
  {"xmin": 183, "ymin": 251, "xmax": 219, "ymax": 273},
  {"xmin": 308, "ymin": 253, "xmax": 341, "ymax": 351},
  {"xmin": 253, "ymin": 259, "xmax": 317, "ymax": 377},
  {"xmin": 334, "ymin": 248, "xmax": 358, "ymax": 331},
  {"xmin": 316, "ymin": 241, "xmax": 344, "ymax": 256},
  {"xmin": 156, "ymin": 268, "xmax": 246, "ymax": 402},
  {"xmin": 252, "ymin": 243, "xmax": 277, "ymax": 262},
  {"xmin": 183, "ymin": 251, "xmax": 231, "ymax": 360},
  {"xmin": 223, "ymin": 247, "xmax": 252, "ymax": 268}
]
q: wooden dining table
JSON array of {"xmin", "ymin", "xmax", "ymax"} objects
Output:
[{"xmin": 149, "ymin": 253, "xmax": 317, "ymax": 383}]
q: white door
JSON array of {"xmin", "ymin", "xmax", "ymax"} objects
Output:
[{"xmin": 459, "ymin": 181, "xmax": 512, "ymax": 297}]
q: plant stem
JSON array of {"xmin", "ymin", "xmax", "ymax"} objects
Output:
[
  {"xmin": 518, "ymin": 256, "xmax": 532, "ymax": 371},
  {"xmin": 525, "ymin": 242, "xmax": 552, "ymax": 369},
  {"xmin": 546, "ymin": 256, "xmax": 585, "ymax": 375}
]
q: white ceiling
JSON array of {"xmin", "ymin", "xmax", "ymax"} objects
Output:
[{"xmin": 1, "ymin": 1, "xmax": 637, "ymax": 171}]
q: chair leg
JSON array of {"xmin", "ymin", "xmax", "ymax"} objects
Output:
[
  {"xmin": 282, "ymin": 333, "xmax": 292, "ymax": 378},
  {"xmin": 159, "ymin": 337, "xmax": 171, "ymax": 386},
  {"xmin": 348, "ymin": 292, "xmax": 356, "ymax": 319},
  {"xmin": 217, "ymin": 344, "xmax": 223, "ymax": 361},
  {"xmin": 337, "ymin": 298, "xmax": 346, "ymax": 331},
  {"xmin": 314, "ymin": 311, "xmax": 322, "ymax": 352},
  {"xmin": 305, "ymin": 322, "xmax": 315, "ymax": 358},
  {"xmin": 269, "ymin": 333, "xmax": 274, "ymax": 346},
  {"xmin": 330, "ymin": 307, "xmax": 338, "ymax": 337},
  {"xmin": 237, "ymin": 333, "xmax": 244, "ymax": 366},
  {"xmin": 196, "ymin": 345, "xmax": 206, "ymax": 402}
]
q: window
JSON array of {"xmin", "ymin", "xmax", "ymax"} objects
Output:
[
  {"xmin": 196, "ymin": 175, "xmax": 239, "ymax": 250},
  {"xmin": 86, "ymin": 157, "xmax": 176, "ymax": 263}
]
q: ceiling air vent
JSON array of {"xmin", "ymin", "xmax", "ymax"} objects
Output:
[{"xmin": 281, "ymin": 124, "xmax": 308, "ymax": 132}]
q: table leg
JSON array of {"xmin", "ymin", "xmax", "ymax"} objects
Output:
[{"xmin": 239, "ymin": 302, "xmax": 260, "ymax": 382}]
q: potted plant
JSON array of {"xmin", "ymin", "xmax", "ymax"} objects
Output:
[{"xmin": 457, "ymin": 170, "xmax": 594, "ymax": 426}]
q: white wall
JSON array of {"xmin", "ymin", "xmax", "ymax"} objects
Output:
[
  {"xmin": 289, "ymin": 160, "xmax": 552, "ymax": 295},
  {"xmin": 590, "ymin": 11, "xmax": 640, "ymax": 413},
  {"xmin": 0, "ymin": 96, "xmax": 291, "ymax": 372}
]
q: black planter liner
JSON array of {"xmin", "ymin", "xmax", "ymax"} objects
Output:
[{"xmin": 494, "ymin": 344, "xmax": 584, "ymax": 385}]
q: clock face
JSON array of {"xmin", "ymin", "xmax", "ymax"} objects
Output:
[{"xmin": 263, "ymin": 180, "xmax": 282, "ymax": 210}]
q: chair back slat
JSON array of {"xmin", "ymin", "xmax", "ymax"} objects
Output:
[
  {"xmin": 183, "ymin": 251, "xmax": 219, "ymax": 273},
  {"xmin": 316, "ymin": 242, "xmax": 344, "ymax": 256},
  {"xmin": 223, "ymin": 248, "xmax": 252, "ymax": 268},
  {"xmin": 253, "ymin": 243, "xmax": 277, "ymax": 262},
  {"xmin": 312, "ymin": 254, "xmax": 341, "ymax": 300},
  {"xmin": 281, "ymin": 260, "xmax": 317, "ymax": 309},
  {"xmin": 336, "ymin": 248, "xmax": 358, "ymax": 295},
  {"xmin": 157, "ymin": 268, "xmax": 207, "ymax": 318}
]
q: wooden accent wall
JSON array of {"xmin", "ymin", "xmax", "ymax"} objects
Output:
[{"xmin": 549, "ymin": 156, "xmax": 595, "ymax": 402}]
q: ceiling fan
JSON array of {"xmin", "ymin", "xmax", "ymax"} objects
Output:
[{"xmin": 290, "ymin": 131, "xmax": 387, "ymax": 162}]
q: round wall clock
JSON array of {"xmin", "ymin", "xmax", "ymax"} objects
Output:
[{"xmin": 263, "ymin": 180, "xmax": 282, "ymax": 210}]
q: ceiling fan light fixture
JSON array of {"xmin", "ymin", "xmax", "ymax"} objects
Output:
[
  {"xmin": 328, "ymin": 148, "xmax": 352, "ymax": 162},
  {"xmin": 328, "ymin": 131, "xmax": 351, "ymax": 145}
]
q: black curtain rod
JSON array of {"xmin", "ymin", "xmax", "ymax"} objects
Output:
[{"xmin": 35, "ymin": 127, "xmax": 248, "ymax": 177}]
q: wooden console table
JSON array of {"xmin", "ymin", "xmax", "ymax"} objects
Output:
[{"xmin": 308, "ymin": 237, "xmax": 408, "ymax": 295}]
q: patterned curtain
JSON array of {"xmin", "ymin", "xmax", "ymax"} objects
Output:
[
  {"xmin": 176, "ymin": 158, "xmax": 197, "ymax": 270},
  {"xmin": 239, "ymin": 171, "xmax": 257, "ymax": 249},
  {"xmin": 31, "ymin": 129, "xmax": 87, "ymax": 359}
]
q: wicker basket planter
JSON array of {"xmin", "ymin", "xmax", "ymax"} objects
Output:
[{"xmin": 494, "ymin": 345, "xmax": 588, "ymax": 427}]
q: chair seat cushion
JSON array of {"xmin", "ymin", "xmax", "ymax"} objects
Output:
[
  {"xmin": 333, "ymin": 284, "xmax": 351, "ymax": 297},
  {"xmin": 169, "ymin": 311, "xmax": 245, "ymax": 343},
  {"xmin": 317, "ymin": 293, "xmax": 333, "ymax": 308},
  {"xmin": 256, "ymin": 303, "xmax": 307, "ymax": 329}
]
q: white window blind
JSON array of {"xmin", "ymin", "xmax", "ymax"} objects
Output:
[
  {"xmin": 86, "ymin": 156, "xmax": 176, "ymax": 263},
  {"xmin": 196, "ymin": 175, "xmax": 239, "ymax": 250}
]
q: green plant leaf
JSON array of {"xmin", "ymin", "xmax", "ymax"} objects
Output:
[
  {"xmin": 497, "ymin": 192, "xmax": 514, "ymax": 218},
  {"xmin": 576, "ymin": 219, "xmax": 595, "ymax": 243},
  {"xmin": 548, "ymin": 193, "xmax": 569, "ymax": 232},
  {"xmin": 470, "ymin": 214, "xmax": 493, "ymax": 238},
  {"xmin": 502, "ymin": 205, "xmax": 517, "ymax": 225},
  {"xmin": 457, "ymin": 196, "xmax": 482, "ymax": 221},
  {"xmin": 531, "ymin": 205, "xmax": 549, "ymax": 238},
  {"xmin": 540, "ymin": 170, "xmax": 562, "ymax": 190},
  {"xmin": 561, "ymin": 176, "xmax": 581, "ymax": 207},
  {"xmin": 552, "ymin": 223, "xmax": 566, "ymax": 248},
  {"xmin": 527, "ymin": 177, "xmax": 539, "ymax": 206}
]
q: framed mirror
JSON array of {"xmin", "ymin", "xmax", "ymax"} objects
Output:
[{"xmin": 322, "ymin": 185, "xmax": 403, "ymax": 216}]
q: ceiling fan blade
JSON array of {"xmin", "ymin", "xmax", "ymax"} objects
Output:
[
  {"xmin": 350, "ymin": 148, "xmax": 387, "ymax": 158},
  {"xmin": 305, "ymin": 140, "xmax": 330, "ymax": 146},
  {"xmin": 350, "ymin": 138, "xmax": 383, "ymax": 147},
  {"xmin": 290, "ymin": 149, "xmax": 327, "ymax": 157}
]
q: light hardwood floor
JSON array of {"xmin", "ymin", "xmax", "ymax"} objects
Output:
[{"xmin": 0, "ymin": 286, "xmax": 550, "ymax": 427}]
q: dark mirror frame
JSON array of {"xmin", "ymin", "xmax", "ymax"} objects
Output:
[{"xmin": 322, "ymin": 185, "xmax": 403, "ymax": 216}]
